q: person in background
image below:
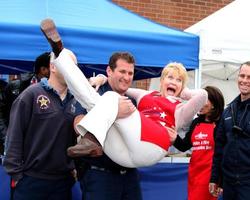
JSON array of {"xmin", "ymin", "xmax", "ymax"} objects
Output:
[
  {"xmin": 3, "ymin": 54, "xmax": 83, "ymax": 200},
  {"xmin": 0, "ymin": 79, "xmax": 7, "ymax": 156},
  {"xmin": 3, "ymin": 52, "xmax": 50, "ymax": 129},
  {"xmin": 173, "ymin": 86, "xmax": 225, "ymax": 200},
  {"xmin": 209, "ymin": 62, "xmax": 250, "ymax": 200}
]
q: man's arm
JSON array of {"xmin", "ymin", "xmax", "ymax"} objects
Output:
[
  {"xmin": 3, "ymin": 97, "xmax": 30, "ymax": 182},
  {"xmin": 210, "ymin": 115, "xmax": 226, "ymax": 184},
  {"xmin": 208, "ymin": 113, "xmax": 226, "ymax": 197}
]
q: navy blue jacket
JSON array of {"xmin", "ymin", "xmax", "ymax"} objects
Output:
[
  {"xmin": 3, "ymin": 79, "xmax": 83, "ymax": 181},
  {"xmin": 210, "ymin": 95, "xmax": 250, "ymax": 183}
]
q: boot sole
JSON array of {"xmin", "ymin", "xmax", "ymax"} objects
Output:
[
  {"xmin": 41, "ymin": 18, "xmax": 61, "ymax": 43},
  {"xmin": 40, "ymin": 18, "xmax": 63, "ymax": 56}
]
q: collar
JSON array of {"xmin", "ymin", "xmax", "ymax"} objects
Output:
[
  {"xmin": 98, "ymin": 82, "xmax": 136, "ymax": 105},
  {"xmin": 234, "ymin": 95, "xmax": 250, "ymax": 106},
  {"xmin": 40, "ymin": 78, "xmax": 73, "ymax": 99},
  {"xmin": 98, "ymin": 82, "xmax": 113, "ymax": 95}
]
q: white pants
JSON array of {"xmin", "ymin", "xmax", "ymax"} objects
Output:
[{"xmin": 53, "ymin": 49, "xmax": 167, "ymax": 167}]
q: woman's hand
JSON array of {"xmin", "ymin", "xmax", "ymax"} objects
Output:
[
  {"xmin": 89, "ymin": 74, "xmax": 107, "ymax": 91},
  {"xmin": 166, "ymin": 126, "xmax": 177, "ymax": 144}
]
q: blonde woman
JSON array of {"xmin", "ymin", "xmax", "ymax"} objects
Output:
[{"xmin": 52, "ymin": 48, "xmax": 207, "ymax": 168}]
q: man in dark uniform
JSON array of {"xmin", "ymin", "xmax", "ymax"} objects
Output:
[
  {"xmin": 40, "ymin": 18, "xmax": 142, "ymax": 200},
  {"xmin": 2, "ymin": 52, "xmax": 51, "ymax": 199},
  {"xmin": 76, "ymin": 52, "xmax": 142, "ymax": 200},
  {"xmin": 209, "ymin": 61, "xmax": 250, "ymax": 200},
  {"xmin": 3, "ymin": 55, "xmax": 83, "ymax": 200}
]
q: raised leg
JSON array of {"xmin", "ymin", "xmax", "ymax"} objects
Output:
[{"xmin": 40, "ymin": 18, "xmax": 101, "ymax": 157}]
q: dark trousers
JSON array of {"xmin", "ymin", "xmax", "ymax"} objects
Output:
[
  {"xmin": 223, "ymin": 179, "xmax": 250, "ymax": 200},
  {"xmin": 13, "ymin": 175, "xmax": 75, "ymax": 200},
  {"xmin": 80, "ymin": 167, "xmax": 142, "ymax": 200}
]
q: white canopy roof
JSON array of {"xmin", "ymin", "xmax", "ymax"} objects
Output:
[
  {"xmin": 182, "ymin": 0, "xmax": 250, "ymax": 104},
  {"xmin": 186, "ymin": 0, "xmax": 250, "ymax": 65}
]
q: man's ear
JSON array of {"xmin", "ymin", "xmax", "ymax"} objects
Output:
[
  {"xmin": 50, "ymin": 63, "xmax": 56, "ymax": 72},
  {"xmin": 106, "ymin": 66, "xmax": 112, "ymax": 77}
]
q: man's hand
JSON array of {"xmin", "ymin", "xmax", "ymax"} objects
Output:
[
  {"xmin": 166, "ymin": 126, "xmax": 177, "ymax": 144},
  {"xmin": 117, "ymin": 96, "xmax": 136, "ymax": 119},
  {"xmin": 209, "ymin": 182, "xmax": 223, "ymax": 197},
  {"xmin": 71, "ymin": 169, "xmax": 78, "ymax": 181}
]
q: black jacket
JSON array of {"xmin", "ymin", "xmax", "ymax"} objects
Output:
[
  {"xmin": 210, "ymin": 95, "xmax": 250, "ymax": 183},
  {"xmin": 0, "ymin": 80, "xmax": 7, "ymax": 154},
  {"xmin": 3, "ymin": 80, "xmax": 82, "ymax": 181}
]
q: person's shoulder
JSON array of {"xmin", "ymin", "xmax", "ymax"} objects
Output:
[
  {"xmin": 6, "ymin": 79, "xmax": 21, "ymax": 90},
  {"xmin": 98, "ymin": 82, "xmax": 111, "ymax": 95},
  {"xmin": 17, "ymin": 83, "xmax": 43, "ymax": 99},
  {"xmin": 23, "ymin": 83, "xmax": 42, "ymax": 92}
]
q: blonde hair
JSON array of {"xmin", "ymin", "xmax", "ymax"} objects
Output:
[{"xmin": 160, "ymin": 62, "xmax": 188, "ymax": 89}]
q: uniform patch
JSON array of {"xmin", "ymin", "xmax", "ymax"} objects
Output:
[
  {"xmin": 71, "ymin": 103, "xmax": 76, "ymax": 113},
  {"xmin": 37, "ymin": 95, "xmax": 50, "ymax": 110}
]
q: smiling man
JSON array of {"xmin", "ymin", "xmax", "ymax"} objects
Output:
[
  {"xmin": 76, "ymin": 52, "xmax": 143, "ymax": 200},
  {"xmin": 210, "ymin": 61, "xmax": 250, "ymax": 200}
]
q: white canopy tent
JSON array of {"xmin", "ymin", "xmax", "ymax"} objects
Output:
[
  {"xmin": 150, "ymin": 0, "xmax": 250, "ymax": 104},
  {"xmin": 185, "ymin": 0, "xmax": 250, "ymax": 104}
]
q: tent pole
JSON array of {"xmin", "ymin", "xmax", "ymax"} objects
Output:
[{"xmin": 194, "ymin": 61, "xmax": 202, "ymax": 89}]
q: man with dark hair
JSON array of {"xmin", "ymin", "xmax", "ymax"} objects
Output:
[
  {"xmin": 57, "ymin": 49, "xmax": 141, "ymax": 200},
  {"xmin": 33, "ymin": 52, "xmax": 50, "ymax": 83},
  {"xmin": 72, "ymin": 51, "xmax": 142, "ymax": 200},
  {"xmin": 209, "ymin": 62, "xmax": 250, "ymax": 200},
  {"xmin": 40, "ymin": 18, "xmax": 142, "ymax": 200}
]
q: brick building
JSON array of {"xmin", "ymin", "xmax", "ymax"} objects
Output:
[{"xmin": 112, "ymin": 0, "xmax": 233, "ymax": 89}]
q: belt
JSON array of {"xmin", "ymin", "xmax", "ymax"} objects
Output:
[{"xmin": 90, "ymin": 165, "xmax": 128, "ymax": 175}]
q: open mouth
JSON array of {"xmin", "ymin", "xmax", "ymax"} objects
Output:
[{"xmin": 166, "ymin": 87, "xmax": 176, "ymax": 96}]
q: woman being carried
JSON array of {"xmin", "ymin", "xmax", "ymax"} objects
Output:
[
  {"xmin": 41, "ymin": 19, "xmax": 207, "ymax": 167},
  {"xmin": 53, "ymin": 49, "xmax": 207, "ymax": 168}
]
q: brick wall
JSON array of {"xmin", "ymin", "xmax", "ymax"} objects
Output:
[{"xmin": 112, "ymin": 0, "xmax": 233, "ymax": 89}]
